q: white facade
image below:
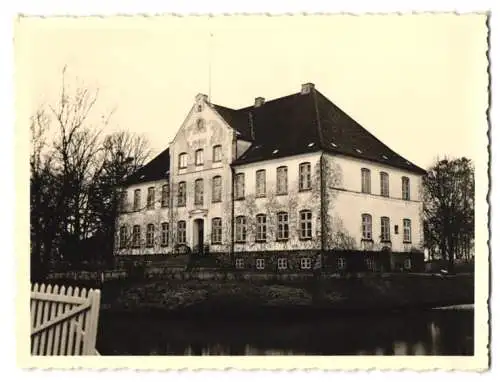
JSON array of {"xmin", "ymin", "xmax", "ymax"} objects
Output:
[{"xmin": 115, "ymin": 93, "xmax": 424, "ymax": 257}]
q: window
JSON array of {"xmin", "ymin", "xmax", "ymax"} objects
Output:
[
  {"xmin": 197, "ymin": 119, "xmax": 205, "ymax": 130},
  {"xmin": 147, "ymin": 187, "xmax": 155, "ymax": 209},
  {"xmin": 177, "ymin": 220, "xmax": 186, "ymax": 244},
  {"xmin": 361, "ymin": 168, "xmax": 371, "ymax": 193},
  {"xmin": 211, "ymin": 218, "xmax": 222, "ymax": 244},
  {"xmin": 300, "ymin": 257, "xmax": 312, "ymax": 270},
  {"xmin": 235, "ymin": 216, "xmax": 247, "ymax": 242},
  {"xmin": 337, "ymin": 257, "xmax": 346, "ymax": 271},
  {"xmin": 160, "ymin": 184, "xmax": 169, "ymax": 207},
  {"xmin": 404, "ymin": 258, "xmax": 412, "ymax": 270},
  {"xmin": 161, "ymin": 222, "xmax": 169, "ymax": 246},
  {"xmin": 402, "ymin": 177, "xmax": 410, "ymax": 200},
  {"xmin": 361, "ymin": 214, "xmax": 372, "ymax": 240},
  {"xmin": 365, "ymin": 257, "xmax": 376, "ymax": 271},
  {"xmin": 119, "ymin": 225, "xmax": 127, "ymax": 249},
  {"xmin": 178, "ymin": 153, "xmax": 188, "ymax": 169},
  {"xmin": 299, "ymin": 162, "xmax": 312, "ymax": 191},
  {"xmin": 212, "ymin": 145, "xmax": 222, "ymax": 163},
  {"xmin": 381, "ymin": 216, "xmax": 391, "ymax": 242},
  {"xmin": 256, "ymin": 214, "xmax": 267, "ymax": 242},
  {"xmin": 133, "ymin": 189, "xmax": 141, "ymax": 211},
  {"xmin": 256, "ymin": 170, "xmax": 266, "ymax": 197},
  {"xmin": 212, "ymin": 176, "xmax": 222, "ymax": 203},
  {"xmin": 380, "ymin": 172, "xmax": 389, "ymax": 197},
  {"xmin": 120, "ymin": 191, "xmax": 127, "ymax": 212},
  {"xmin": 146, "ymin": 224, "xmax": 155, "ymax": 247},
  {"xmin": 256, "ymin": 258, "xmax": 265, "ymax": 270},
  {"xmin": 235, "ymin": 173, "xmax": 245, "ymax": 199},
  {"xmin": 276, "ymin": 166, "xmax": 288, "ymax": 195},
  {"xmin": 235, "ymin": 258, "xmax": 244, "ymax": 269},
  {"xmin": 132, "ymin": 225, "xmax": 141, "ymax": 247},
  {"xmin": 195, "ymin": 149, "xmax": 204, "ymax": 166},
  {"xmin": 403, "ymin": 219, "xmax": 412, "ymax": 243},
  {"xmin": 277, "ymin": 258, "xmax": 288, "ymax": 270},
  {"xmin": 177, "ymin": 182, "xmax": 186, "ymax": 207},
  {"xmin": 194, "ymin": 179, "xmax": 204, "ymax": 205},
  {"xmin": 277, "ymin": 212, "xmax": 289, "ymax": 240},
  {"xmin": 394, "ymin": 225, "xmax": 399, "ymax": 235},
  {"xmin": 299, "ymin": 210, "xmax": 312, "ymax": 239},
  {"xmin": 196, "ymin": 104, "xmax": 203, "ymax": 113}
]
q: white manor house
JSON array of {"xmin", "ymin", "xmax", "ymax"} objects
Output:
[{"xmin": 115, "ymin": 83, "xmax": 426, "ymax": 272}]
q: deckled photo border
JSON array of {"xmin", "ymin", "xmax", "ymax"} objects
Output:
[{"xmin": 14, "ymin": 13, "xmax": 490, "ymax": 371}]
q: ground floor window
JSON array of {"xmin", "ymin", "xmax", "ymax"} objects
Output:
[
  {"xmin": 337, "ymin": 257, "xmax": 346, "ymax": 271},
  {"xmin": 132, "ymin": 225, "xmax": 141, "ymax": 248},
  {"xmin": 277, "ymin": 257, "xmax": 288, "ymax": 270},
  {"xmin": 119, "ymin": 226, "xmax": 128, "ymax": 248},
  {"xmin": 365, "ymin": 257, "xmax": 376, "ymax": 271},
  {"xmin": 404, "ymin": 258, "xmax": 412, "ymax": 270},
  {"xmin": 211, "ymin": 218, "xmax": 222, "ymax": 244},
  {"xmin": 177, "ymin": 220, "xmax": 186, "ymax": 244},
  {"xmin": 256, "ymin": 258, "xmax": 265, "ymax": 270},
  {"xmin": 146, "ymin": 224, "xmax": 155, "ymax": 247},
  {"xmin": 161, "ymin": 222, "xmax": 169, "ymax": 246},
  {"xmin": 300, "ymin": 257, "xmax": 312, "ymax": 270},
  {"xmin": 235, "ymin": 258, "xmax": 244, "ymax": 269}
]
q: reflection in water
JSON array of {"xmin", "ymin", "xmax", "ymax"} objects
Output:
[{"xmin": 97, "ymin": 309, "xmax": 473, "ymax": 356}]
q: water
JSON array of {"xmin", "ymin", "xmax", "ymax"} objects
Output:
[{"xmin": 97, "ymin": 308, "xmax": 473, "ymax": 355}]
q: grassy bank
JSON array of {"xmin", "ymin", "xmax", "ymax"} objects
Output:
[{"xmin": 97, "ymin": 273, "xmax": 474, "ymax": 319}]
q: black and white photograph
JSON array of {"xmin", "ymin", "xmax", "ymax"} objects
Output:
[{"xmin": 16, "ymin": 13, "xmax": 489, "ymax": 370}]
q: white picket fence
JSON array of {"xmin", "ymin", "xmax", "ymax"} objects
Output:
[{"xmin": 30, "ymin": 283, "xmax": 101, "ymax": 356}]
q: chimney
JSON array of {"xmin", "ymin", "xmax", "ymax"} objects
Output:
[
  {"xmin": 301, "ymin": 83, "xmax": 315, "ymax": 95},
  {"xmin": 254, "ymin": 97, "xmax": 265, "ymax": 107},
  {"xmin": 195, "ymin": 93, "xmax": 208, "ymax": 102}
]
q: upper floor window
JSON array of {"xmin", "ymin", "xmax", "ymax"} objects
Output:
[
  {"xmin": 195, "ymin": 149, "xmax": 204, "ymax": 166},
  {"xmin": 235, "ymin": 216, "xmax": 247, "ymax": 242},
  {"xmin": 235, "ymin": 173, "xmax": 245, "ymax": 199},
  {"xmin": 277, "ymin": 212, "xmax": 289, "ymax": 240},
  {"xmin": 403, "ymin": 219, "xmax": 412, "ymax": 243},
  {"xmin": 380, "ymin": 172, "xmax": 389, "ymax": 197},
  {"xmin": 146, "ymin": 224, "xmax": 155, "ymax": 247},
  {"xmin": 211, "ymin": 218, "xmax": 222, "ymax": 244},
  {"xmin": 402, "ymin": 176, "xmax": 410, "ymax": 200},
  {"xmin": 133, "ymin": 189, "xmax": 141, "ymax": 211},
  {"xmin": 147, "ymin": 187, "xmax": 155, "ymax": 209},
  {"xmin": 361, "ymin": 168, "xmax": 371, "ymax": 194},
  {"xmin": 213, "ymin": 145, "xmax": 222, "ymax": 163},
  {"xmin": 361, "ymin": 214, "xmax": 372, "ymax": 240},
  {"xmin": 381, "ymin": 216, "xmax": 391, "ymax": 242},
  {"xmin": 161, "ymin": 183, "xmax": 169, "ymax": 208},
  {"xmin": 194, "ymin": 178, "xmax": 204, "ymax": 205},
  {"xmin": 161, "ymin": 222, "xmax": 169, "ymax": 246},
  {"xmin": 178, "ymin": 153, "xmax": 188, "ymax": 169},
  {"xmin": 177, "ymin": 220, "xmax": 186, "ymax": 244},
  {"xmin": 299, "ymin": 210, "xmax": 312, "ymax": 239},
  {"xmin": 256, "ymin": 214, "xmax": 267, "ymax": 242},
  {"xmin": 177, "ymin": 181, "xmax": 186, "ymax": 207},
  {"xmin": 132, "ymin": 225, "xmax": 141, "ymax": 248},
  {"xmin": 256, "ymin": 169, "xmax": 266, "ymax": 197},
  {"xmin": 120, "ymin": 191, "xmax": 127, "ymax": 212},
  {"xmin": 299, "ymin": 162, "xmax": 312, "ymax": 191},
  {"xmin": 276, "ymin": 166, "xmax": 288, "ymax": 195},
  {"xmin": 212, "ymin": 176, "xmax": 222, "ymax": 203},
  {"xmin": 119, "ymin": 225, "xmax": 128, "ymax": 249}
]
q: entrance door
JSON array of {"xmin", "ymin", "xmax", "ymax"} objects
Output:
[{"xmin": 193, "ymin": 219, "xmax": 204, "ymax": 253}]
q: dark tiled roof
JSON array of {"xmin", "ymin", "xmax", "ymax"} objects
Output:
[
  {"xmin": 226, "ymin": 88, "xmax": 426, "ymax": 174},
  {"xmin": 121, "ymin": 148, "xmax": 170, "ymax": 186}
]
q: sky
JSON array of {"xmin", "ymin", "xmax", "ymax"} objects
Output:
[{"xmin": 16, "ymin": 14, "xmax": 488, "ymax": 170}]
